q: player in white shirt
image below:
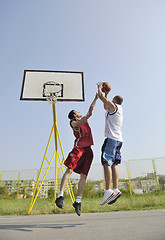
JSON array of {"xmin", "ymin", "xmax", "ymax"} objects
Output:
[{"xmin": 97, "ymin": 82, "xmax": 123, "ymax": 205}]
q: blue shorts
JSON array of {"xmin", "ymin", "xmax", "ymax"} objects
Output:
[{"xmin": 101, "ymin": 138, "xmax": 122, "ymax": 167}]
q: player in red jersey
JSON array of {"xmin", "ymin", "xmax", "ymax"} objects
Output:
[{"xmin": 55, "ymin": 94, "xmax": 98, "ymax": 216}]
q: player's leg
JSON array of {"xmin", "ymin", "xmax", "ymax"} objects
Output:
[
  {"xmin": 77, "ymin": 173, "xmax": 87, "ymax": 198},
  {"xmin": 103, "ymin": 162, "xmax": 112, "ymax": 190},
  {"xmin": 76, "ymin": 147, "xmax": 93, "ymax": 197},
  {"xmin": 60, "ymin": 168, "xmax": 73, "ymax": 192},
  {"xmin": 56, "ymin": 147, "xmax": 83, "ymax": 209},
  {"xmin": 107, "ymin": 141, "xmax": 123, "ymax": 204},
  {"xmin": 107, "ymin": 165, "xmax": 121, "ymax": 205},
  {"xmin": 73, "ymin": 173, "xmax": 87, "ymax": 216},
  {"xmin": 112, "ymin": 164, "xmax": 119, "ymax": 189},
  {"xmin": 73, "ymin": 147, "xmax": 93, "ymax": 216},
  {"xmin": 100, "ymin": 163, "xmax": 115, "ymax": 205},
  {"xmin": 55, "ymin": 168, "xmax": 73, "ymax": 209},
  {"xmin": 100, "ymin": 138, "xmax": 116, "ymax": 205}
]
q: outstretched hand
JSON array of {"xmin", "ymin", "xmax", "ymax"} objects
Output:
[
  {"xmin": 97, "ymin": 82, "xmax": 103, "ymax": 98},
  {"xmin": 97, "ymin": 82, "xmax": 103, "ymax": 91},
  {"xmin": 87, "ymin": 93, "xmax": 99, "ymax": 117}
]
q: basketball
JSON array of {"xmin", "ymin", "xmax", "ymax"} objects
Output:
[{"xmin": 102, "ymin": 82, "xmax": 111, "ymax": 93}]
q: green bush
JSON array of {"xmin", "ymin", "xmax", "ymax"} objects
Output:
[
  {"xmin": 0, "ymin": 187, "xmax": 9, "ymax": 198},
  {"xmin": 119, "ymin": 188, "xmax": 130, "ymax": 196},
  {"xmin": 83, "ymin": 181, "xmax": 103, "ymax": 198},
  {"xmin": 9, "ymin": 192, "xmax": 17, "ymax": 199},
  {"xmin": 48, "ymin": 188, "xmax": 54, "ymax": 199}
]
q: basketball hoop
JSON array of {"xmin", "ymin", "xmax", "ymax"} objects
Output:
[{"xmin": 43, "ymin": 81, "xmax": 63, "ymax": 103}]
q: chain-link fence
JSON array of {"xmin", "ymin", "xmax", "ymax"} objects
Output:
[{"xmin": 0, "ymin": 157, "xmax": 165, "ymax": 198}]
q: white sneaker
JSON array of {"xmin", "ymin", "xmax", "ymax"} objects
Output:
[
  {"xmin": 100, "ymin": 189, "xmax": 115, "ymax": 205},
  {"xmin": 107, "ymin": 190, "xmax": 122, "ymax": 204}
]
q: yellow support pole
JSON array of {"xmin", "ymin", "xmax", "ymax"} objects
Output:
[
  {"xmin": 152, "ymin": 159, "xmax": 160, "ymax": 191},
  {"xmin": 52, "ymin": 103, "xmax": 58, "ymax": 212},
  {"xmin": 126, "ymin": 161, "xmax": 133, "ymax": 197},
  {"xmin": 0, "ymin": 171, "xmax": 2, "ymax": 186},
  {"xmin": 17, "ymin": 171, "xmax": 21, "ymax": 199},
  {"xmin": 57, "ymin": 128, "xmax": 66, "ymax": 164}
]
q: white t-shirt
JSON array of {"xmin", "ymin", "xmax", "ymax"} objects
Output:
[{"xmin": 105, "ymin": 104, "xmax": 123, "ymax": 142}]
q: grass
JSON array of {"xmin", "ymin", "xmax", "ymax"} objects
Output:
[{"xmin": 0, "ymin": 192, "xmax": 165, "ymax": 216}]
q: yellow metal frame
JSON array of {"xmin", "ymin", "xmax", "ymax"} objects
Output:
[
  {"xmin": 0, "ymin": 171, "xmax": 2, "ymax": 186},
  {"xmin": 126, "ymin": 161, "xmax": 133, "ymax": 197},
  {"xmin": 152, "ymin": 159, "xmax": 160, "ymax": 191},
  {"xmin": 28, "ymin": 103, "xmax": 75, "ymax": 215},
  {"xmin": 17, "ymin": 171, "xmax": 21, "ymax": 199}
]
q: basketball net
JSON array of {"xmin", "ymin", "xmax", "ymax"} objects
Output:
[
  {"xmin": 43, "ymin": 81, "xmax": 63, "ymax": 103},
  {"xmin": 45, "ymin": 92, "xmax": 58, "ymax": 103}
]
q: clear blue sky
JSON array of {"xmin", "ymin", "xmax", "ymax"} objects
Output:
[{"xmin": 0, "ymin": 0, "xmax": 165, "ymax": 177}]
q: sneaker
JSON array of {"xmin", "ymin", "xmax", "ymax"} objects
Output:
[
  {"xmin": 107, "ymin": 191, "xmax": 122, "ymax": 205},
  {"xmin": 100, "ymin": 190, "xmax": 115, "ymax": 206},
  {"xmin": 73, "ymin": 201, "xmax": 81, "ymax": 216},
  {"xmin": 55, "ymin": 196, "xmax": 64, "ymax": 209}
]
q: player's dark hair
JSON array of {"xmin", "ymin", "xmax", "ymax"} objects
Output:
[
  {"xmin": 114, "ymin": 95, "xmax": 123, "ymax": 105},
  {"xmin": 68, "ymin": 110, "xmax": 75, "ymax": 119}
]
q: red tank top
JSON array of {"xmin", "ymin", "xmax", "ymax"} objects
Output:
[{"xmin": 70, "ymin": 119, "xmax": 94, "ymax": 148}]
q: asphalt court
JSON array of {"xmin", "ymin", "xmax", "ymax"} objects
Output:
[{"xmin": 0, "ymin": 209, "xmax": 165, "ymax": 240}]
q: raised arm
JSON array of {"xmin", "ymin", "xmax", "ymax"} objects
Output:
[
  {"xmin": 71, "ymin": 93, "xmax": 98, "ymax": 128},
  {"xmin": 97, "ymin": 82, "xmax": 116, "ymax": 113}
]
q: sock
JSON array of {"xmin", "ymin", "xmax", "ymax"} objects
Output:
[
  {"xmin": 58, "ymin": 191, "xmax": 63, "ymax": 198},
  {"xmin": 105, "ymin": 189, "xmax": 114, "ymax": 194},
  {"xmin": 76, "ymin": 196, "xmax": 81, "ymax": 203},
  {"xmin": 113, "ymin": 188, "xmax": 119, "ymax": 194}
]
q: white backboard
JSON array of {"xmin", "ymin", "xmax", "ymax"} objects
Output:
[{"xmin": 20, "ymin": 70, "xmax": 85, "ymax": 101}]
